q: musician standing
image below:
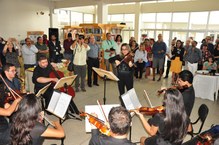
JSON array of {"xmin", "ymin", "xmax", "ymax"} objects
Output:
[
  {"xmin": 109, "ymin": 43, "xmax": 134, "ymax": 107},
  {"xmin": 87, "ymin": 35, "xmax": 101, "ymax": 87},
  {"xmin": 89, "ymin": 106, "xmax": 136, "ymax": 145}
]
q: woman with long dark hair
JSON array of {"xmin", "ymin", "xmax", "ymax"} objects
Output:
[
  {"xmin": 10, "ymin": 94, "xmax": 65, "ymax": 145},
  {"xmin": 135, "ymin": 88, "xmax": 189, "ymax": 145}
]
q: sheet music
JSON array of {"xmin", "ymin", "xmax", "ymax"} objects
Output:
[
  {"xmin": 54, "ymin": 92, "xmax": 72, "ymax": 118},
  {"xmin": 85, "ymin": 104, "xmax": 119, "ymax": 132},
  {"xmin": 121, "ymin": 88, "xmax": 142, "ymax": 110},
  {"xmin": 47, "ymin": 91, "xmax": 60, "ymax": 113}
]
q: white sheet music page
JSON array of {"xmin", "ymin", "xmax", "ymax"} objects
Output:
[
  {"xmin": 121, "ymin": 88, "xmax": 142, "ymax": 110},
  {"xmin": 54, "ymin": 92, "xmax": 71, "ymax": 119},
  {"xmin": 47, "ymin": 91, "xmax": 60, "ymax": 113}
]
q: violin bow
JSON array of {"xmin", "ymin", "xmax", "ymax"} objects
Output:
[
  {"xmin": 97, "ymin": 100, "xmax": 108, "ymax": 122},
  {"xmin": 0, "ymin": 74, "xmax": 18, "ymax": 99},
  {"xmin": 143, "ymin": 90, "xmax": 153, "ymax": 108}
]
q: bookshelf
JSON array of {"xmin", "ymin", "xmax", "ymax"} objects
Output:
[
  {"xmin": 104, "ymin": 24, "xmax": 126, "ymax": 40},
  {"xmin": 62, "ymin": 25, "xmax": 83, "ymax": 41},
  {"xmin": 79, "ymin": 23, "xmax": 105, "ymax": 44}
]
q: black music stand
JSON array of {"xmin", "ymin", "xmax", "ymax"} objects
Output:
[
  {"xmin": 36, "ymin": 83, "xmax": 51, "ymax": 114},
  {"xmin": 92, "ymin": 67, "xmax": 119, "ymax": 104},
  {"xmin": 53, "ymin": 75, "xmax": 81, "ymax": 145}
]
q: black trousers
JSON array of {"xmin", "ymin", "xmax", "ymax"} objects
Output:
[
  {"xmin": 117, "ymin": 71, "xmax": 133, "ymax": 107},
  {"xmin": 165, "ymin": 60, "xmax": 171, "ymax": 77},
  {"xmin": 135, "ymin": 62, "xmax": 145, "ymax": 79},
  {"xmin": 87, "ymin": 57, "xmax": 99, "ymax": 85}
]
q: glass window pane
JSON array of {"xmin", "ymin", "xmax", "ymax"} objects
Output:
[
  {"xmin": 124, "ymin": 14, "xmax": 134, "ymax": 22},
  {"xmin": 156, "ymin": 13, "xmax": 172, "ymax": 29},
  {"xmin": 157, "ymin": 13, "xmax": 172, "ymax": 22},
  {"xmin": 189, "ymin": 12, "xmax": 208, "ymax": 30},
  {"xmin": 111, "ymin": 14, "xmax": 123, "ymax": 21},
  {"xmin": 209, "ymin": 11, "xmax": 219, "ymax": 30},
  {"xmin": 71, "ymin": 11, "xmax": 83, "ymax": 25},
  {"xmin": 172, "ymin": 12, "xmax": 189, "ymax": 29},
  {"xmin": 108, "ymin": 15, "xmax": 111, "ymax": 21},
  {"xmin": 84, "ymin": 14, "xmax": 93, "ymax": 23},
  {"xmin": 57, "ymin": 10, "xmax": 70, "ymax": 26},
  {"xmin": 172, "ymin": 31, "xmax": 187, "ymax": 42},
  {"xmin": 142, "ymin": 22, "xmax": 156, "ymax": 29},
  {"xmin": 142, "ymin": 13, "xmax": 156, "ymax": 22}
]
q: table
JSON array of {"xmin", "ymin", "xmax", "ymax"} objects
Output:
[{"xmin": 193, "ymin": 74, "xmax": 219, "ymax": 101}]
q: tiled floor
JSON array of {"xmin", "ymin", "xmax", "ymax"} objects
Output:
[{"xmin": 43, "ymin": 75, "xmax": 219, "ymax": 145}]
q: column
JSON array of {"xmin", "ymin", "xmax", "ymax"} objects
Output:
[
  {"xmin": 134, "ymin": 2, "xmax": 141, "ymax": 42},
  {"xmin": 97, "ymin": 1, "xmax": 108, "ymax": 24}
]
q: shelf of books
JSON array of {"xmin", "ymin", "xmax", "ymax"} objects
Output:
[
  {"xmin": 79, "ymin": 23, "xmax": 105, "ymax": 44},
  {"xmin": 62, "ymin": 25, "xmax": 83, "ymax": 40}
]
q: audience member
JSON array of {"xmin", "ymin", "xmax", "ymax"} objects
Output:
[
  {"xmin": 21, "ymin": 38, "xmax": 38, "ymax": 70},
  {"xmin": 71, "ymin": 34, "xmax": 90, "ymax": 92},
  {"xmin": 48, "ymin": 34, "xmax": 62, "ymax": 63},
  {"xmin": 144, "ymin": 39, "xmax": 152, "ymax": 78},
  {"xmin": 152, "ymin": 34, "xmax": 167, "ymax": 81},
  {"xmin": 63, "ymin": 33, "xmax": 74, "ymax": 62},
  {"xmin": 35, "ymin": 36, "xmax": 49, "ymax": 60}
]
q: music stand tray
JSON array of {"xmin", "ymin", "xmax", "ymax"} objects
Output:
[
  {"xmin": 54, "ymin": 75, "xmax": 77, "ymax": 90},
  {"xmin": 36, "ymin": 83, "xmax": 51, "ymax": 98},
  {"xmin": 92, "ymin": 67, "xmax": 119, "ymax": 104}
]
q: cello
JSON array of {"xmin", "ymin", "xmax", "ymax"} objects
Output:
[{"xmin": 49, "ymin": 64, "xmax": 75, "ymax": 98}]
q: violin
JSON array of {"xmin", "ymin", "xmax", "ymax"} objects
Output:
[
  {"xmin": 80, "ymin": 112, "xmax": 111, "ymax": 136},
  {"xmin": 49, "ymin": 64, "xmax": 75, "ymax": 98},
  {"xmin": 130, "ymin": 106, "xmax": 164, "ymax": 116},
  {"xmin": 157, "ymin": 85, "xmax": 189, "ymax": 96},
  {"xmin": 197, "ymin": 133, "xmax": 214, "ymax": 145},
  {"xmin": 121, "ymin": 53, "xmax": 134, "ymax": 64}
]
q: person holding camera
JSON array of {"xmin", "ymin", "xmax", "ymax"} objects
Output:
[{"xmin": 71, "ymin": 35, "xmax": 90, "ymax": 92}]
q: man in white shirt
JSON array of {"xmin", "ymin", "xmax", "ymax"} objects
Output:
[
  {"xmin": 22, "ymin": 38, "xmax": 38, "ymax": 69},
  {"xmin": 71, "ymin": 35, "xmax": 90, "ymax": 92}
]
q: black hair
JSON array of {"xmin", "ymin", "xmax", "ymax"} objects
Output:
[
  {"xmin": 11, "ymin": 94, "xmax": 41, "ymax": 145},
  {"xmin": 37, "ymin": 36, "xmax": 42, "ymax": 41},
  {"xmin": 79, "ymin": 35, "xmax": 85, "ymax": 40},
  {"xmin": 37, "ymin": 55, "xmax": 47, "ymax": 62},
  {"xmin": 178, "ymin": 70, "xmax": 193, "ymax": 84},
  {"xmin": 3, "ymin": 63, "xmax": 15, "ymax": 72},
  {"xmin": 115, "ymin": 35, "xmax": 123, "ymax": 43},
  {"xmin": 108, "ymin": 106, "xmax": 131, "ymax": 135},
  {"xmin": 161, "ymin": 88, "xmax": 189, "ymax": 144}
]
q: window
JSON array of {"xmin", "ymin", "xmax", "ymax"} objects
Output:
[
  {"xmin": 111, "ymin": 14, "xmax": 123, "ymax": 21},
  {"xmin": 156, "ymin": 13, "xmax": 172, "ymax": 29},
  {"xmin": 71, "ymin": 11, "xmax": 83, "ymax": 25},
  {"xmin": 141, "ymin": 13, "xmax": 156, "ymax": 29},
  {"xmin": 172, "ymin": 12, "xmax": 189, "ymax": 29},
  {"xmin": 84, "ymin": 14, "xmax": 93, "ymax": 23},
  {"xmin": 189, "ymin": 12, "xmax": 208, "ymax": 30},
  {"xmin": 208, "ymin": 11, "xmax": 219, "ymax": 30},
  {"xmin": 57, "ymin": 10, "xmax": 70, "ymax": 26}
]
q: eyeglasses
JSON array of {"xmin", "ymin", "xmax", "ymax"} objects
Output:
[
  {"xmin": 8, "ymin": 70, "xmax": 17, "ymax": 73},
  {"xmin": 122, "ymin": 48, "xmax": 128, "ymax": 51}
]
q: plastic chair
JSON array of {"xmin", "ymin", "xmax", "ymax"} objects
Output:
[{"xmin": 187, "ymin": 104, "xmax": 209, "ymax": 138}]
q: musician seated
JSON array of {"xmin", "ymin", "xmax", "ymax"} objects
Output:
[
  {"xmin": 135, "ymin": 88, "xmax": 189, "ymax": 145},
  {"xmin": 0, "ymin": 86, "xmax": 20, "ymax": 144},
  {"xmin": 32, "ymin": 55, "xmax": 79, "ymax": 115},
  {"xmin": 32, "ymin": 55, "xmax": 58, "ymax": 109},
  {"xmin": 2, "ymin": 63, "xmax": 21, "ymax": 91},
  {"xmin": 89, "ymin": 106, "xmax": 136, "ymax": 145},
  {"xmin": 177, "ymin": 70, "xmax": 195, "ymax": 118},
  {"xmin": 10, "ymin": 94, "xmax": 65, "ymax": 145}
]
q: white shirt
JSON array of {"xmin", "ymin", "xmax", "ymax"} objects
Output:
[
  {"xmin": 71, "ymin": 43, "xmax": 90, "ymax": 66},
  {"xmin": 22, "ymin": 44, "xmax": 38, "ymax": 64}
]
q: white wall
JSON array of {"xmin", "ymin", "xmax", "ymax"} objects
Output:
[{"xmin": 0, "ymin": 0, "xmax": 52, "ymax": 40}]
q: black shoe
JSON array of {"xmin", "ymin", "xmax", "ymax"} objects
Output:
[
  {"xmin": 88, "ymin": 84, "xmax": 92, "ymax": 87},
  {"xmin": 157, "ymin": 78, "xmax": 161, "ymax": 81},
  {"xmin": 153, "ymin": 78, "xmax": 155, "ymax": 81},
  {"xmin": 81, "ymin": 88, "xmax": 86, "ymax": 92},
  {"xmin": 164, "ymin": 76, "xmax": 168, "ymax": 79},
  {"xmin": 93, "ymin": 83, "xmax": 99, "ymax": 86}
]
